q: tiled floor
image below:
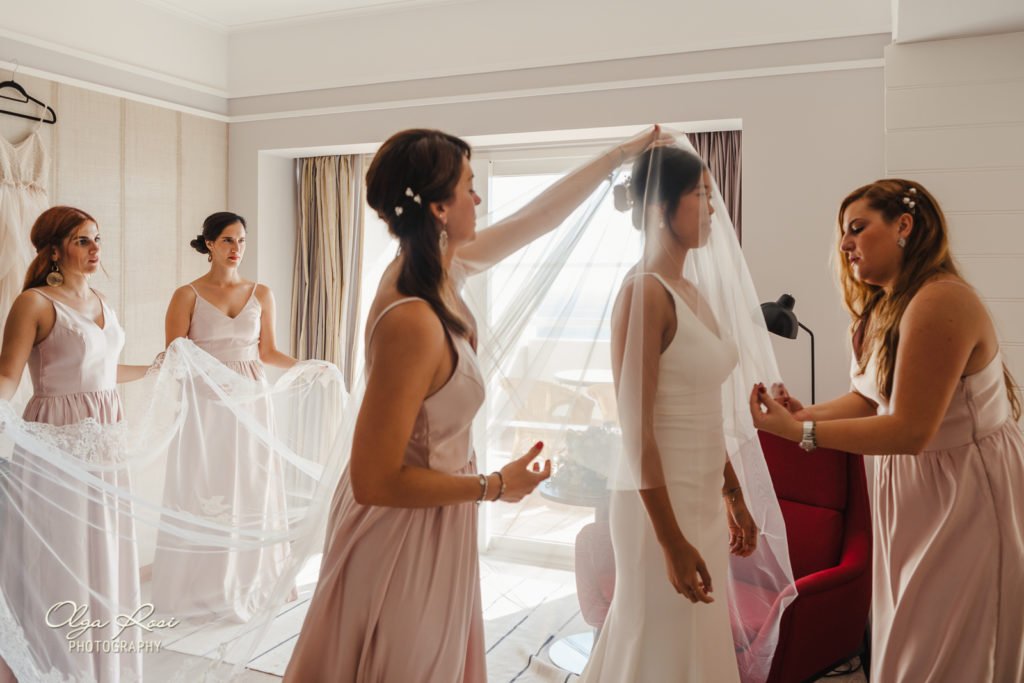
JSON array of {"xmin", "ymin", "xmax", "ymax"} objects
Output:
[{"xmin": 145, "ymin": 556, "xmax": 867, "ymax": 682}]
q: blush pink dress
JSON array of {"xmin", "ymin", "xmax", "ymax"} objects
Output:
[
  {"xmin": 0, "ymin": 288, "xmax": 142, "ymax": 681},
  {"xmin": 150, "ymin": 283, "xmax": 289, "ymax": 622},
  {"xmin": 284, "ymin": 297, "xmax": 487, "ymax": 683},
  {"xmin": 852, "ymin": 348, "xmax": 1024, "ymax": 682}
]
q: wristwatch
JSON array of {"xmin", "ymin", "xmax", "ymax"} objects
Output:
[{"xmin": 799, "ymin": 421, "xmax": 817, "ymax": 452}]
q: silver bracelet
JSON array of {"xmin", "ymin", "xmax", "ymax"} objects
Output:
[
  {"xmin": 799, "ymin": 421, "xmax": 818, "ymax": 452},
  {"xmin": 475, "ymin": 473, "xmax": 488, "ymax": 505}
]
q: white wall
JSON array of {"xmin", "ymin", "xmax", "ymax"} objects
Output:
[
  {"xmin": 885, "ymin": 31, "xmax": 1024, "ymax": 403},
  {"xmin": 227, "ymin": 0, "xmax": 890, "ymax": 97},
  {"xmin": 1, "ymin": 0, "xmax": 228, "ymax": 94},
  {"xmin": 230, "ymin": 37, "xmax": 886, "ymax": 404}
]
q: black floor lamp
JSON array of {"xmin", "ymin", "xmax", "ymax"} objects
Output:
[{"xmin": 761, "ymin": 294, "xmax": 815, "ymax": 404}]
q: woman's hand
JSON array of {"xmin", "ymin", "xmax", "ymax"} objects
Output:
[
  {"xmin": 496, "ymin": 441, "xmax": 551, "ymax": 502},
  {"xmin": 617, "ymin": 125, "xmax": 673, "ymax": 162},
  {"xmin": 725, "ymin": 495, "xmax": 758, "ymax": 557},
  {"xmin": 145, "ymin": 351, "xmax": 166, "ymax": 378},
  {"xmin": 770, "ymin": 382, "xmax": 805, "ymax": 415},
  {"xmin": 750, "ymin": 383, "xmax": 802, "ymax": 442},
  {"xmin": 660, "ymin": 537, "xmax": 714, "ymax": 604}
]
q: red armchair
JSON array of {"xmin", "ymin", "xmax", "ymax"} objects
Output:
[{"xmin": 757, "ymin": 430, "xmax": 872, "ymax": 683}]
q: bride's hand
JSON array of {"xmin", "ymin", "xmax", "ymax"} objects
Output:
[
  {"xmin": 726, "ymin": 496, "xmax": 758, "ymax": 557},
  {"xmin": 660, "ymin": 537, "xmax": 714, "ymax": 604}
]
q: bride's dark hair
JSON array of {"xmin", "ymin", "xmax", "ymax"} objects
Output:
[{"xmin": 613, "ymin": 146, "xmax": 705, "ymax": 230}]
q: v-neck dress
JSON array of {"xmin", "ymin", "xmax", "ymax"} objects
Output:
[
  {"xmin": 0, "ymin": 287, "xmax": 142, "ymax": 681},
  {"xmin": 150, "ymin": 283, "xmax": 290, "ymax": 622}
]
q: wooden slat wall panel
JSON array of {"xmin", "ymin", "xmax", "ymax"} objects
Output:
[
  {"xmin": 180, "ymin": 116, "xmax": 229, "ymax": 284},
  {"xmin": 886, "ymin": 31, "xmax": 1024, "ymax": 397},
  {"xmin": 122, "ymin": 102, "xmax": 178, "ymax": 365},
  {"xmin": 53, "ymin": 86, "xmax": 124, "ymax": 310}
]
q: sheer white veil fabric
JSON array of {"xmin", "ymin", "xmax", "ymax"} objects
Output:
[
  {"xmin": 0, "ymin": 341, "xmax": 351, "ymax": 682},
  {"xmin": 461, "ymin": 129, "xmax": 795, "ymax": 681}
]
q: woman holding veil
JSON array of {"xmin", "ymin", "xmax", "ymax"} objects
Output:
[
  {"xmin": 579, "ymin": 137, "xmax": 796, "ymax": 682},
  {"xmin": 150, "ymin": 211, "xmax": 300, "ymax": 623},
  {"xmin": 0, "ymin": 206, "xmax": 152, "ymax": 682}
]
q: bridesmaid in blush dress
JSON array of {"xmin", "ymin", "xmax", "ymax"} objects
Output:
[
  {"xmin": 285, "ymin": 126, "xmax": 664, "ymax": 682},
  {"xmin": 753, "ymin": 179, "xmax": 1024, "ymax": 683},
  {"xmin": 0, "ymin": 206, "xmax": 152, "ymax": 682},
  {"xmin": 150, "ymin": 211, "xmax": 298, "ymax": 622}
]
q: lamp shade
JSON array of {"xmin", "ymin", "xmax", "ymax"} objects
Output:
[{"xmin": 761, "ymin": 294, "xmax": 799, "ymax": 339}]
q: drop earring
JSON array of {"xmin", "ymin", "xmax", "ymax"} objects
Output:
[
  {"xmin": 46, "ymin": 261, "xmax": 64, "ymax": 287},
  {"xmin": 897, "ymin": 236, "xmax": 907, "ymax": 249},
  {"xmin": 439, "ymin": 227, "xmax": 449, "ymax": 252}
]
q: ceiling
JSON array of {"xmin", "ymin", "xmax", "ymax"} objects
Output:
[
  {"xmin": 895, "ymin": 0, "xmax": 1024, "ymax": 42},
  {"xmin": 137, "ymin": 0, "xmax": 475, "ymax": 29}
]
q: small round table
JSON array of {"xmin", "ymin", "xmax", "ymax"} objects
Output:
[{"xmin": 553, "ymin": 368, "xmax": 614, "ymax": 388}]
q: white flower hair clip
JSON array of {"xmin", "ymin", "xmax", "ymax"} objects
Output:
[
  {"xmin": 902, "ymin": 186, "xmax": 918, "ymax": 212},
  {"xmin": 394, "ymin": 187, "xmax": 422, "ymax": 217}
]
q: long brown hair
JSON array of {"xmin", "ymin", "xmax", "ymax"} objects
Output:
[
  {"xmin": 366, "ymin": 129, "xmax": 471, "ymax": 337},
  {"xmin": 837, "ymin": 179, "xmax": 1020, "ymax": 420},
  {"xmin": 23, "ymin": 206, "xmax": 98, "ymax": 291}
]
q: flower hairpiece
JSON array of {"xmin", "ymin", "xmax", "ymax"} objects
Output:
[
  {"xmin": 902, "ymin": 186, "xmax": 918, "ymax": 212},
  {"xmin": 394, "ymin": 187, "xmax": 423, "ymax": 217}
]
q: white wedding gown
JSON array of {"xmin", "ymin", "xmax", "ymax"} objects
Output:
[
  {"xmin": 582, "ymin": 272, "xmax": 741, "ymax": 682},
  {"xmin": 0, "ymin": 127, "xmax": 49, "ymax": 411}
]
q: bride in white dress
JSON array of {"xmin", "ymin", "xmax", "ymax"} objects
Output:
[{"xmin": 582, "ymin": 141, "xmax": 795, "ymax": 682}]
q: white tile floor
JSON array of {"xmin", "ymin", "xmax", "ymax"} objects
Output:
[{"xmin": 145, "ymin": 556, "xmax": 867, "ymax": 682}]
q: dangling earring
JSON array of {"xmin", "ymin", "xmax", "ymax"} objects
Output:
[
  {"xmin": 439, "ymin": 228, "xmax": 449, "ymax": 252},
  {"xmin": 208, "ymin": 253, "xmax": 213, "ymax": 262},
  {"xmin": 897, "ymin": 236, "xmax": 907, "ymax": 249},
  {"xmin": 46, "ymin": 261, "xmax": 64, "ymax": 287}
]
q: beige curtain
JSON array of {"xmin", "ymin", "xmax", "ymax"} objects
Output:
[
  {"xmin": 293, "ymin": 155, "xmax": 365, "ymax": 388},
  {"xmin": 689, "ymin": 131, "xmax": 742, "ymax": 242}
]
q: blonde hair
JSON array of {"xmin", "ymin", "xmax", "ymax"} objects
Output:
[{"xmin": 836, "ymin": 179, "xmax": 1020, "ymax": 421}]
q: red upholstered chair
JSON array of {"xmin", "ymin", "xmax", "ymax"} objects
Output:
[{"xmin": 756, "ymin": 430, "xmax": 872, "ymax": 683}]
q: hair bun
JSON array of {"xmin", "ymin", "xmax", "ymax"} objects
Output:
[
  {"xmin": 612, "ymin": 182, "xmax": 632, "ymax": 213},
  {"xmin": 190, "ymin": 235, "xmax": 210, "ymax": 254}
]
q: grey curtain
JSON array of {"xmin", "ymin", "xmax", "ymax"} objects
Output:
[
  {"xmin": 689, "ymin": 131, "xmax": 742, "ymax": 242},
  {"xmin": 292, "ymin": 155, "xmax": 365, "ymax": 388}
]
